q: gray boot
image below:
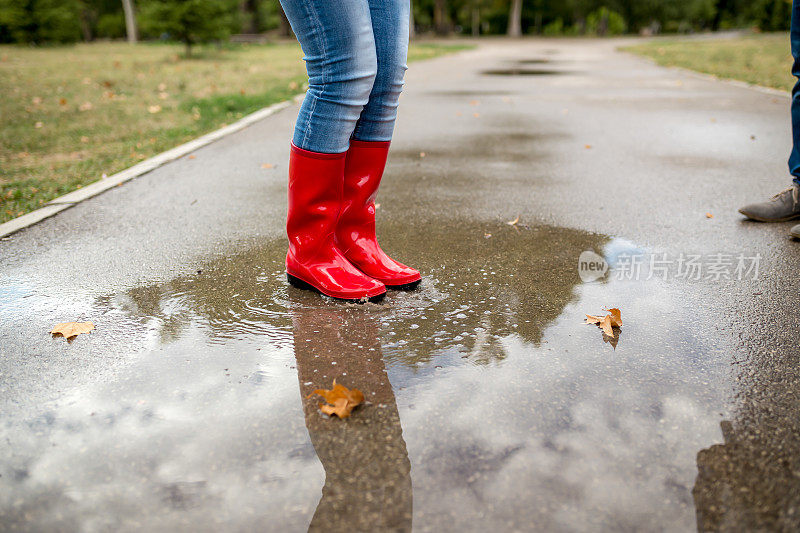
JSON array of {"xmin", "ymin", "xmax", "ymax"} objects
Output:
[{"xmin": 739, "ymin": 184, "xmax": 800, "ymax": 222}]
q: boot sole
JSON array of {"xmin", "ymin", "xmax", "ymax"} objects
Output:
[
  {"xmin": 287, "ymin": 273, "xmax": 385, "ymax": 303},
  {"xmin": 738, "ymin": 209, "xmax": 800, "ymax": 223},
  {"xmin": 385, "ymin": 278, "xmax": 422, "ymax": 291}
]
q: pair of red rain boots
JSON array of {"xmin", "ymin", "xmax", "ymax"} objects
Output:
[{"xmin": 285, "ymin": 140, "xmax": 421, "ymax": 302}]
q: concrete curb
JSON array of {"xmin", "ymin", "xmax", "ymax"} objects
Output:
[{"xmin": 0, "ymin": 96, "xmax": 301, "ymax": 239}]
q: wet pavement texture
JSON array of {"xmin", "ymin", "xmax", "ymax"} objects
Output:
[{"xmin": 1, "ymin": 39, "xmax": 800, "ymax": 532}]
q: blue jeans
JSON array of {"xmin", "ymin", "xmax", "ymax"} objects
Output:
[
  {"xmin": 790, "ymin": 0, "xmax": 800, "ymax": 184},
  {"xmin": 279, "ymin": 0, "xmax": 410, "ymax": 154}
]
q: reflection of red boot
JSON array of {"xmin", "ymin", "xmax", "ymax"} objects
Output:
[
  {"xmin": 336, "ymin": 140, "xmax": 421, "ymax": 290},
  {"xmin": 285, "ymin": 144, "xmax": 386, "ymax": 302}
]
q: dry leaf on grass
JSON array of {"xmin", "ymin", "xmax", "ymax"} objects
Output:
[
  {"xmin": 51, "ymin": 322, "xmax": 94, "ymax": 340},
  {"xmin": 585, "ymin": 308, "xmax": 622, "ymax": 338},
  {"xmin": 308, "ymin": 380, "xmax": 364, "ymax": 418}
]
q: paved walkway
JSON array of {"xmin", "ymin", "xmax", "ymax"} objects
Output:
[{"xmin": 1, "ymin": 39, "xmax": 799, "ymax": 531}]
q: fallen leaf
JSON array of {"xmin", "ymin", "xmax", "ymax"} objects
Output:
[
  {"xmin": 308, "ymin": 380, "xmax": 364, "ymax": 418},
  {"xmin": 706, "ymin": 213, "xmax": 713, "ymax": 219},
  {"xmin": 158, "ymin": 92, "xmax": 169, "ymax": 100},
  {"xmin": 31, "ymin": 96, "xmax": 42, "ymax": 105},
  {"xmin": 599, "ymin": 315, "xmax": 614, "ymax": 337},
  {"xmin": 34, "ymin": 121, "xmax": 43, "ymax": 129},
  {"xmin": 59, "ymin": 98, "xmax": 67, "ymax": 106},
  {"xmin": 260, "ymin": 163, "xmax": 274, "ymax": 169},
  {"xmin": 79, "ymin": 102, "xmax": 93, "ymax": 111},
  {"xmin": 605, "ymin": 307, "xmax": 622, "ymax": 327},
  {"xmin": 473, "ymin": 112, "xmax": 480, "ymax": 118},
  {"xmin": 584, "ymin": 144, "xmax": 592, "ymax": 149},
  {"xmin": 188, "ymin": 155, "xmax": 196, "ymax": 160},
  {"xmin": 507, "ymin": 216, "xmax": 520, "ymax": 226},
  {"xmin": 240, "ymin": 88, "xmax": 246, "ymax": 95},
  {"xmin": 51, "ymin": 322, "xmax": 94, "ymax": 340},
  {"xmin": 157, "ymin": 82, "xmax": 167, "ymax": 91},
  {"xmin": 80, "ymin": 136, "xmax": 89, "ymax": 143},
  {"xmin": 585, "ymin": 308, "xmax": 622, "ymax": 338},
  {"xmin": 148, "ymin": 105, "xmax": 162, "ymax": 114},
  {"xmin": 469, "ymin": 100, "xmax": 480, "ymax": 106}
]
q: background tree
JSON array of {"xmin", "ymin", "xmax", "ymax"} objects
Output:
[
  {"xmin": 121, "ymin": 0, "xmax": 137, "ymax": 42},
  {"xmin": 138, "ymin": 0, "xmax": 234, "ymax": 56},
  {"xmin": 508, "ymin": 0, "xmax": 522, "ymax": 36}
]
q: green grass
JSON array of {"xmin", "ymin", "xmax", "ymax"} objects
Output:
[
  {"xmin": 0, "ymin": 41, "xmax": 469, "ymax": 223},
  {"xmin": 624, "ymin": 33, "xmax": 794, "ymax": 93}
]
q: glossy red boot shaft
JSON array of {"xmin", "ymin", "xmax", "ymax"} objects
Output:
[
  {"xmin": 286, "ymin": 143, "xmax": 386, "ymax": 302},
  {"xmin": 336, "ymin": 140, "xmax": 421, "ymax": 289}
]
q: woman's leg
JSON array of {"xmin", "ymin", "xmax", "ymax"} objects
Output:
[
  {"xmin": 280, "ymin": 0, "xmax": 387, "ymax": 301},
  {"xmin": 334, "ymin": 0, "xmax": 420, "ymax": 289},
  {"xmin": 279, "ymin": 0, "xmax": 379, "ymax": 153},
  {"xmin": 352, "ymin": 0, "xmax": 410, "ymax": 142}
]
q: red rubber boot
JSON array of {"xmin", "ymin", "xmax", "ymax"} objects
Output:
[
  {"xmin": 336, "ymin": 140, "xmax": 421, "ymax": 289},
  {"xmin": 286, "ymin": 143, "xmax": 386, "ymax": 302}
]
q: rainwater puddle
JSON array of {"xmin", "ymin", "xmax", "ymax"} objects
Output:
[{"xmin": 0, "ymin": 221, "xmax": 730, "ymax": 531}]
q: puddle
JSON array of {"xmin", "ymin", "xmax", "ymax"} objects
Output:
[
  {"xmin": 516, "ymin": 59, "xmax": 552, "ymax": 65},
  {"xmin": 0, "ymin": 218, "xmax": 731, "ymax": 530},
  {"xmin": 482, "ymin": 68, "xmax": 573, "ymax": 77}
]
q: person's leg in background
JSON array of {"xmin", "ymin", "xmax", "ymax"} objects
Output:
[
  {"xmin": 739, "ymin": 0, "xmax": 800, "ymax": 235},
  {"xmin": 279, "ymin": 0, "xmax": 386, "ymax": 301},
  {"xmin": 335, "ymin": 0, "xmax": 422, "ymax": 288}
]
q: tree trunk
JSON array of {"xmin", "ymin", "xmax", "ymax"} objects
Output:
[
  {"xmin": 471, "ymin": 7, "xmax": 480, "ymax": 36},
  {"xmin": 278, "ymin": 5, "xmax": 293, "ymax": 38},
  {"xmin": 434, "ymin": 0, "xmax": 448, "ymax": 35},
  {"xmin": 79, "ymin": 8, "xmax": 93, "ymax": 42},
  {"xmin": 507, "ymin": 0, "xmax": 523, "ymax": 37},
  {"xmin": 409, "ymin": 0, "xmax": 415, "ymax": 39},
  {"xmin": 121, "ymin": 0, "xmax": 138, "ymax": 44},
  {"xmin": 239, "ymin": 0, "xmax": 259, "ymax": 34}
]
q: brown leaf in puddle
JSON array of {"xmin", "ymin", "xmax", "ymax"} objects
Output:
[
  {"xmin": 308, "ymin": 380, "xmax": 364, "ymax": 418},
  {"xmin": 51, "ymin": 322, "xmax": 94, "ymax": 340},
  {"xmin": 599, "ymin": 315, "xmax": 614, "ymax": 337},
  {"xmin": 605, "ymin": 307, "xmax": 622, "ymax": 327},
  {"xmin": 585, "ymin": 308, "xmax": 622, "ymax": 338}
]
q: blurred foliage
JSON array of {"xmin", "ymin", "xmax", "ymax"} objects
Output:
[{"xmin": 0, "ymin": 0, "xmax": 794, "ymax": 44}]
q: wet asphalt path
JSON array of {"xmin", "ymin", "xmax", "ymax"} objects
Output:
[{"xmin": 1, "ymin": 38, "xmax": 800, "ymax": 531}]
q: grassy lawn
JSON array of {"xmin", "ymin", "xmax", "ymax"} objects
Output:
[
  {"xmin": 0, "ymin": 41, "xmax": 470, "ymax": 224},
  {"xmin": 624, "ymin": 33, "xmax": 794, "ymax": 92}
]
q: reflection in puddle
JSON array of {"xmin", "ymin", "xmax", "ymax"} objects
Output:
[
  {"xmin": 482, "ymin": 68, "xmax": 572, "ymax": 77},
  {"xmin": 0, "ymin": 220, "xmax": 729, "ymax": 530}
]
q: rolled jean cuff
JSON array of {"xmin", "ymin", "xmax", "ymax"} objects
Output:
[{"xmin": 290, "ymin": 142, "xmax": 347, "ymax": 159}]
